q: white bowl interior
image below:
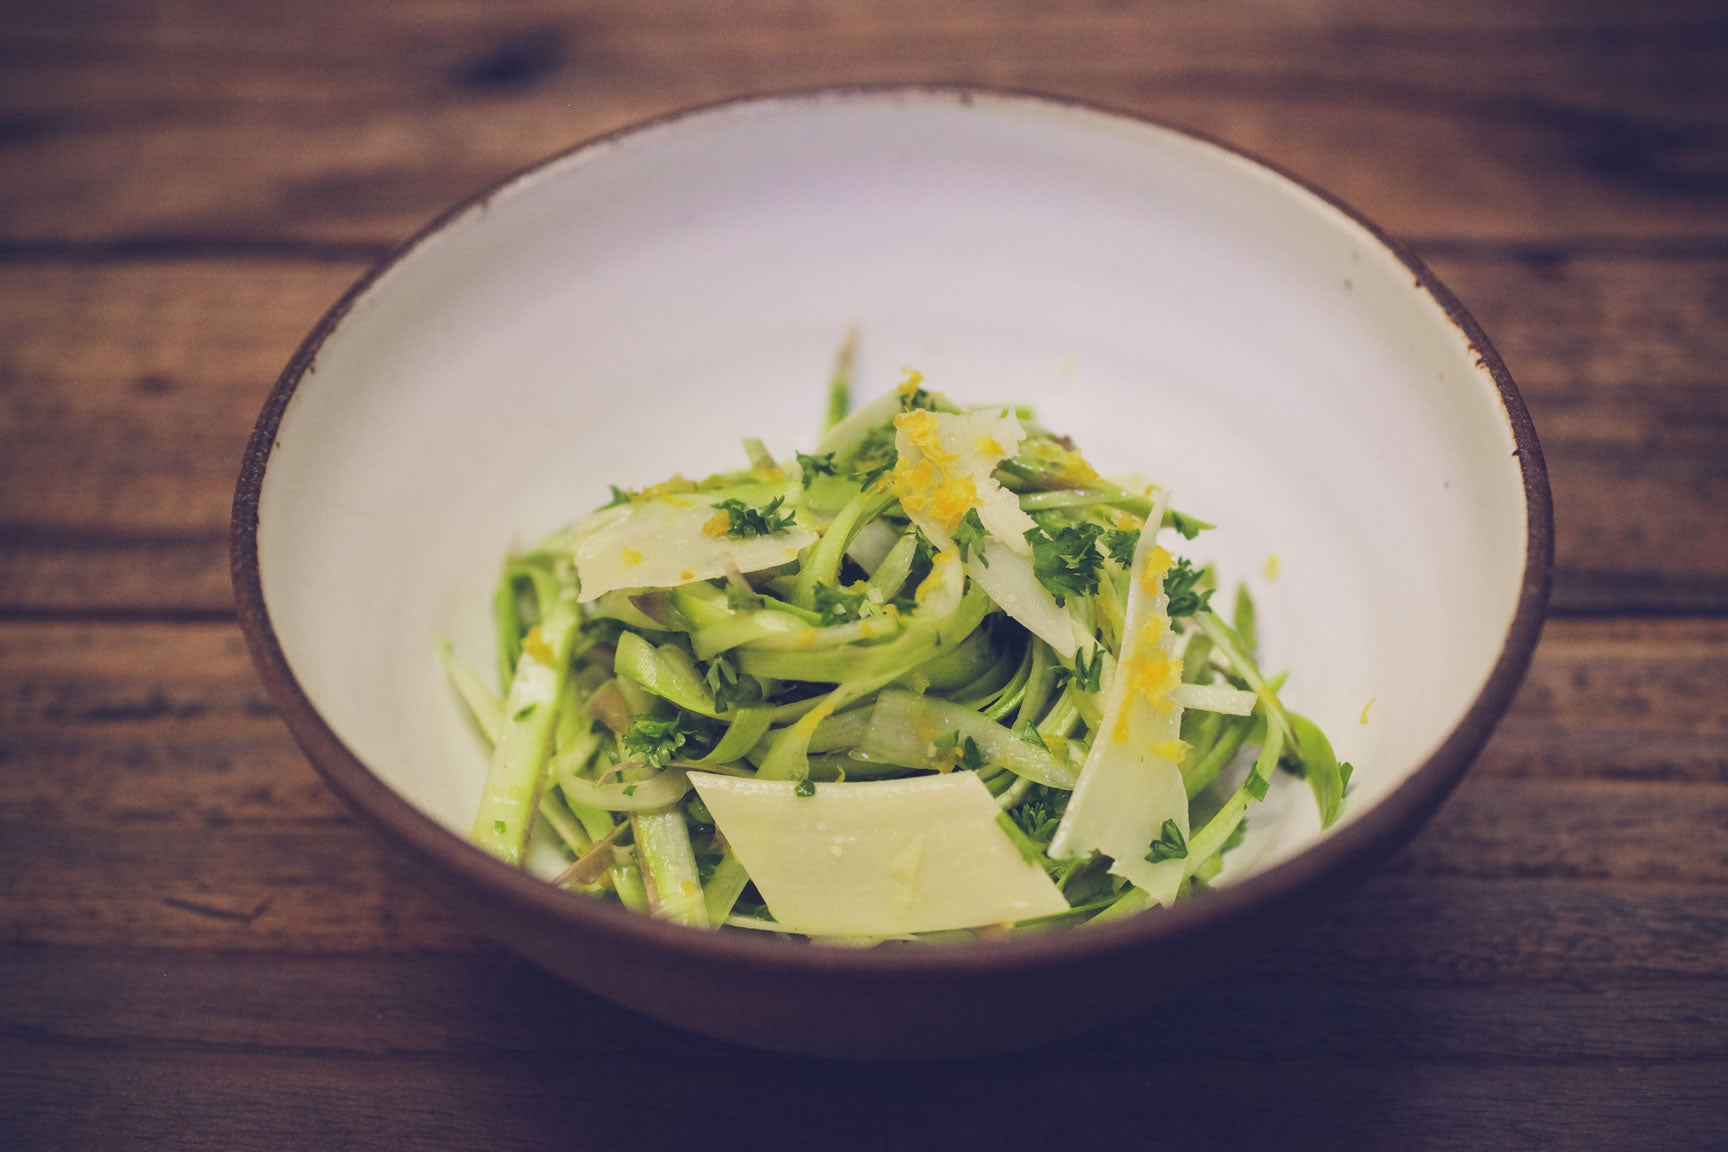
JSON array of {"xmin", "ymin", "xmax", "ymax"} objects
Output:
[{"xmin": 259, "ymin": 91, "xmax": 1528, "ymax": 883}]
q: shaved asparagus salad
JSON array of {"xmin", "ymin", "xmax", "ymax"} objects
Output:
[{"xmin": 447, "ymin": 361, "xmax": 1352, "ymax": 941}]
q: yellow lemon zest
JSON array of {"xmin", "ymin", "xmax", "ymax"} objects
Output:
[
  {"xmin": 927, "ymin": 474, "xmax": 979, "ymax": 533},
  {"xmin": 1361, "ymin": 697, "xmax": 1375, "ymax": 725},
  {"xmin": 679, "ymin": 570, "xmax": 695, "ymax": 583},
  {"xmin": 621, "ymin": 548, "xmax": 643, "ymax": 568},
  {"xmin": 522, "ymin": 626, "xmax": 555, "ymax": 669},
  {"xmin": 1141, "ymin": 545, "xmax": 1174, "ymax": 595},
  {"xmin": 640, "ymin": 474, "xmax": 696, "ymax": 501},
  {"xmin": 897, "ymin": 366, "xmax": 926, "ymax": 397},
  {"xmin": 701, "ymin": 510, "xmax": 731, "ymax": 538},
  {"xmin": 1114, "ymin": 511, "xmax": 1144, "ymax": 531},
  {"xmin": 1060, "ymin": 449, "xmax": 1099, "ymax": 485},
  {"xmin": 1265, "ymin": 553, "xmax": 1282, "ymax": 582},
  {"xmin": 1152, "ymin": 739, "xmax": 1190, "ymax": 763}
]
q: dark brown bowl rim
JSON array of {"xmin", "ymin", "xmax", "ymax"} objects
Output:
[{"xmin": 232, "ymin": 84, "xmax": 1553, "ymax": 978}]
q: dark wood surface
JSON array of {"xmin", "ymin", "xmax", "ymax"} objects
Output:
[{"xmin": 3, "ymin": 3, "xmax": 1725, "ymax": 1148}]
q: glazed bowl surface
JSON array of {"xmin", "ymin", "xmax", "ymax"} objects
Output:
[{"xmin": 234, "ymin": 87, "xmax": 1550, "ymax": 1056}]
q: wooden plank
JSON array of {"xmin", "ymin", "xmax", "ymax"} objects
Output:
[
  {"xmin": 2, "ymin": 1034, "xmax": 1724, "ymax": 1152},
  {"xmin": 1473, "ymin": 618, "xmax": 1728, "ymax": 783},
  {"xmin": 1, "ymin": 618, "xmax": 1723, "ymax": 967},
  {"xmin": 1, "ymin": 1, "xmax": 1725, "ymax": 246},
  {"xmin": 1431, "ymin": 252, "xmax": 1728, "ymax": 613},
  {"xmin": 2, "ymin": 255, "xmax": 1725, "ymax": 615},
  {"xmin": 1, "ymin": 945, "xmax": 1723, "ymax": 1066},
  {"xmin": 0, "ymin": 261, "xmax": 360, "ymax": 538}
]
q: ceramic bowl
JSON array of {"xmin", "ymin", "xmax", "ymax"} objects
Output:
[{"xmin": 233, "ymin": 87, "xmax": 1551, "ymax": 1057}]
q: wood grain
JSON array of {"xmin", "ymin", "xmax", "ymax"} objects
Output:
[
  {"xmin": 2, "ymin": 2, "xmax": 1725, "ymax": 247},
  {"xmin": 2, "ymin": 255, "xmax": 1724, "ymax": 615}
]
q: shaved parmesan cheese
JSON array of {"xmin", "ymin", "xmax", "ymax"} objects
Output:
[
  {"xmin": 891, "ymin": 408, "xmax": 1077, "ymax": 655},
  {"xmin": 965, "ymin": 541, "xmax": 1085, "ymax": 657},
  {"xmin": 1047, "ymin": 493, "xmax": 1190, "ymax": 907},
  {"xmin": 573, "ymin": 494, "xmax": 815, "ymax": 603},
  {"xmin": 689, "ymin": 772, "xmax": 1069, "ymax": 936}
]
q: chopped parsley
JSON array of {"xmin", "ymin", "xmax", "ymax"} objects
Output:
[
  {"xmin": 1009, "ymin": 785, "xmax": 1069, "ymax": 844},
  {"xmin": 851, "ymin": 425, "xmax": 899, "ymax": 487},
  {"xmin": 1164, "ymin": 556, "xmax": 1214, "ymax": 619},
  {"xmin": 1169, "ymin": 510, "xmax": 1214, "ymax": 540},
  {"xmin": 704, "ymin": 654, "xmax": 762, "ymax": 711},
  {"xmin": 601, "ymin": 484, "xmax": 632, "ymax": 508},
  {"xmin": 711, "ymin": 495, "xmax": 797, "ymax": 538},
  {"xmin": 512, "ymin": 702, "xmax": 538, "ymax": 721},
  {"xmin": 694, "ymin": 849, "xmax": 723, "ymax": 885},
  {"xmin": 1026, "ymin": 521, "xmax": 1106, "ymax": 605},
  {"xmin": 1105, "ymin": 528, "xmax": 1139, "ymax": 567},
  {"xmin": 794, "ymin": 778, "xmax": 816, "ymax": 798},
  {"xmin": 953, "ymin": 507, "xmax": 991, "ymax": 565},
  {"xmin": 813, "ymin": 582, "xmax": 870, "ymax": 626},
  {"xmin": 620, "ymin": 711, "xmax": 713, "ymax": 769},
  {"xmin": 1073, "ymin": 646, "xmax": 1105, "ymax": 693},
  {"xmin": 1144, "ymin": 818, "xmax": 1188, "ymax": 863},
  {"xmin": 796, "ymin": 451, "xmax": 837, "ymax": 486}
]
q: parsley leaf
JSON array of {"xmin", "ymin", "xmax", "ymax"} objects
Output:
[
  {"xmin": 1164, "ymin": 556, "xmax": 1215, "ymax": 619},
  {"xmin": 813, "ymin": 582, "xmax": 870, "ymax": 626},
  {"xmin": 897, "ymin": 369, "xmax": 933, "ymax": 412},
  {"xmin": 957, "ymin": 735, "xmax": 986, "ymax": 774},
  {"xmin": 703, "ymin": 655, "xmax": 762, "ymax": 711},
  {"xmin": 620, "ymin": 711, "xmax": 714, "ymax": 769},
  {"xmin": 796, "ymin": 451, "xmax": 837, "ymax": 486},
  {"xmin": 953, "ymin": 507, "xmax": 991, "ymax": 565},
  {"xmin": 1169, "ymin": 510, "xmax": 1215, "ymax": 540},
  {"xmin": 711, "ymin": 495, "xmax": 796, "ymax": 538},
  {"xmin": 1009, "ymin": 785, "xmax": 1069, "ymax": 845},
  {"xmin": 1025, "ymin": 522, "xmax": 1106, "ymax": 605},
  {"xmin": 851, "ymin": 425, "xmax": 899, "ymax": 488},
  {"xmin": 1104, "ymin": 528, "xmax": 1140, "ymax": 567},
  {"xmin": 1072, "ymin": 646, "xmax": 1105, "ymax": 694},
  {"xmin": 601, "ymin": 484, "xmax": 632, "ymax": 508},
  {"xmin": 794, "ymin": 778, "xmax": 816, "ymax": 798},
  {"xmin": 694, "ymin": 849, "xmax": 722, "ymax": 885},
  {"xmin": 1144, "ymin": 818, "xmax": 1189, "ymax": 863}
]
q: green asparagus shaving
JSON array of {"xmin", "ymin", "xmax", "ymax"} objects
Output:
[
  {"xmin": 1232, "ymin": 583, "xmax": 1259, "ymax": 657},
  {"xmin": 1287, "ymin": 712, "xmax": 1346, "ymax": 829}
]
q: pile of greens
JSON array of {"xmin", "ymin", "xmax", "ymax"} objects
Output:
[{"xmin": 446, "ymin": 360, "xmax": 1351, "ymax": 942}]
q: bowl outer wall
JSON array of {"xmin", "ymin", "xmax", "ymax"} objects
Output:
[{"xmin": 231, "ymin": 86, "xmax": 1553, "ymax": 1057}]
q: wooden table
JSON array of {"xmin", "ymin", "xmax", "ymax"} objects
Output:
[{"xmin": 3, "ymin": 3, "xmax": 1724, "ymax": 1147}]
